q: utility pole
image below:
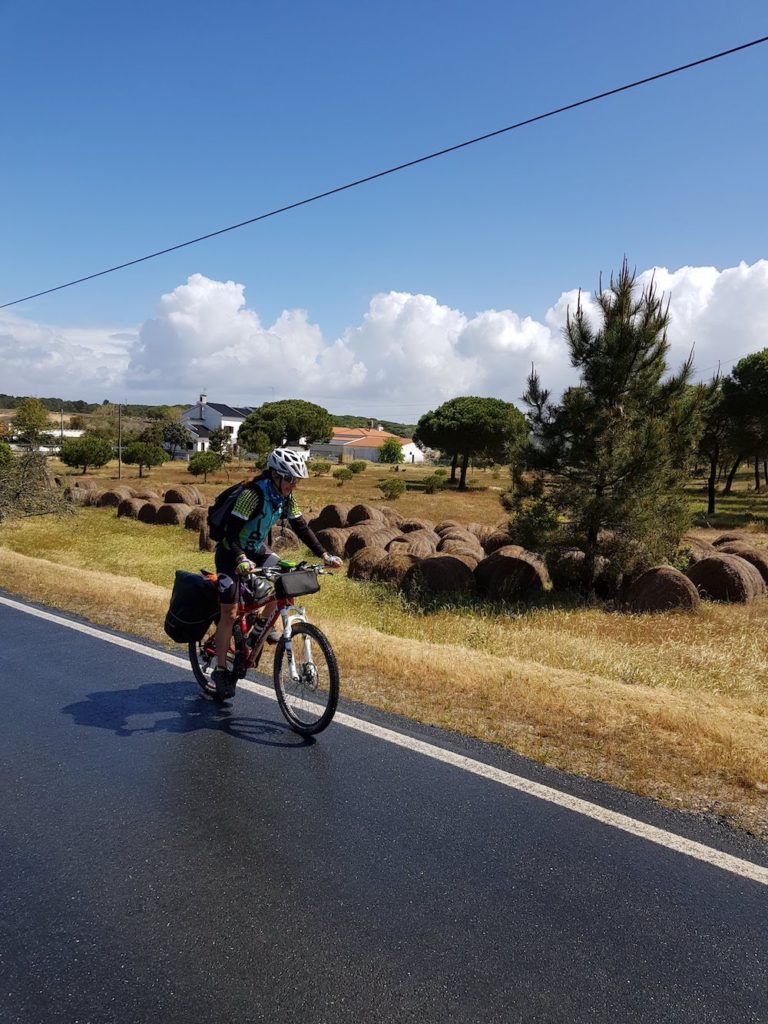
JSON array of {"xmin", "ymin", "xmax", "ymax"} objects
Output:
[{"xmin": 118, "ymin": 403, "xmax": 122, "ymax": 480}]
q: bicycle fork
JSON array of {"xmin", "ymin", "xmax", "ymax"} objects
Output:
[{"xmin": 279, "ymin": 605, "xmax": 311, "ymax": 683}]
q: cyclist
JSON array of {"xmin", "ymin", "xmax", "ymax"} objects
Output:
[{"xmin": 208, "ymin": 447, "xmax": 342, "ymax": 699}]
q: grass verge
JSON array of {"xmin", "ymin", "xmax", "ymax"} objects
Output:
[{"xmin": 1, "ymin": 508, "xmax": 767, "ymax": 838}]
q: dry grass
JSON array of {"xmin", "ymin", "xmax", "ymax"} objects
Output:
[
  {"xmin": 45, "ymin": 457, "xmax": 507, "ymax": 524},
  {"xmin": 1, "ymin": 506, "xmax": 767, "ymax": 836}
]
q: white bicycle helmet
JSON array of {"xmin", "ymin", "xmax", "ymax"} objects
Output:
[{"xmin": 267, "ymin": 447, "xmax": 309, "ymax": 480}]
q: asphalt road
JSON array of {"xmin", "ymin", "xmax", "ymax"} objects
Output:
[{"xmin": 1, "ymin": 595, "xmax": 767, "ymax": 1024}]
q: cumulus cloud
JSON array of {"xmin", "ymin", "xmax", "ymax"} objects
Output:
[
  {"xmin": 0, "ymin": 311, "xmax": 133, "ymax": 398},
  {"xmin": 2, "ymin": 261, "xmax": 767, "ymax": 413}
]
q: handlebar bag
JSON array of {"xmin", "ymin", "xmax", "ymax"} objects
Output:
[
  {"xmin": 274, "ymin": 569, "xmax": 320, "ymax": 599},
  {"xmin": 164, "ymin": 570, "xmax": 219, "ymax": 642}
]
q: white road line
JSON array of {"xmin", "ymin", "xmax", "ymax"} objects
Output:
[{"xmin": 2, "ymin": 593, "xmax": 767, "ymax": 887}]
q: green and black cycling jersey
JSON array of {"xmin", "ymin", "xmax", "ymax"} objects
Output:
[{"xmin": 220, "ymin": 472, "xmax": 325, "ymax": 561}]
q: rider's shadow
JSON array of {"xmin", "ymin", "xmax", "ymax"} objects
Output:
[{"xmin": 61, "ymin": 680, "xmax": 312, "ymax": 747}]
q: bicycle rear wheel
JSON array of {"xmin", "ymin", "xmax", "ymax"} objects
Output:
[
  {"xmin": 189, "ymin": 629, "xmax": 236, "ymax": 700},
  {"xmin": 273, "ymin": 622, "xmax": 339, "ymax": 735}
]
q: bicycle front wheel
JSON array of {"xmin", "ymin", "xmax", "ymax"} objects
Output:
[{"xmin": 273, "ymin": 622, "xmax": 339, "ymax": 735}]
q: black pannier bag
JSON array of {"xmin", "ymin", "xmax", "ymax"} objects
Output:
[
  {"xmin": 164, "ymin": 570, "xmax": 219, "ymax": 643},
  {"xmin": 274, "ymin": 569, "xmax": 320, "ymax": 600}
]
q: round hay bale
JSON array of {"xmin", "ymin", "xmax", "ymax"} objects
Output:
[
  {"xmin": 184, "ymin": 506, "xmax": 208, "ymax": 531},
  {"xmin": 466, "ymin": 522, "xmax": 494, "ymax": 545},
  {"xmin": 401, "ymin": 534, "xmax": 439, "ymax": 559},
  {"xmin": 686, "ymin": 554, "xmax": 767, "ymax": 603},
  {"xmin": 344, "ymin": 526, "xmax": 398, "ymax": 558},
  {"xmin": 133, "ymin": 490, "xmax": 161, "ymax": 501},
  {"xmin": 137, "ymin": 500, "xmax": 164, "ymax": 524},
  {"xmin": 347, "ymin": 547, "xmax": 389, "ymax": 581},
  {"xmin": 716, "ymin": 543, "xmax": 768, "ymax": 584},
  {"xmin": 403, "ymin": 555, "xmax": 475, "ymax": 598},
  {"xmin": 438, "ymin": 530, "xmax": 482, "ymax": 553},
  {"xmin": 272, "ymin": 531, "xmax": 300, "ymax": 552},
  {"xmin": 626, "ymin": 566, "xmax": 700, "ymax": 613},
  {"xmin": 308, "ymin": 503, "xmax": 352, "ymax": 531},
  {"xmin": 474, "ymin": 548, "xmax": 550, "ymax": 601},
  {"xmin": 72, "ymin": 479, "xmax": 99, "ymax": 490},
  {"xmin": 316, "ymin": 527, "xmax": 349, "ymax": 558},
  {"xmin": 347, "ymin": 503, "xmax": 385, "ymax": 526},
  {"xmin": 69, "ymin": 487, "xmax": 102, "ymax": 507},
  {"xmin": 199, "ymin": 524, "xmax": 216, "ymax": 552},
  {"xmin": 117, "ymin": 497, "xmax": 147, "ymax": 519},
  {"xmin": 386, "ymin": 535, "xmax": 411, "ymax": 550},
  {"xmin": 156, "ymin": 502, "xmax": 192, "ymax": 525},
  {"xmin": 164, "ymin": 484, "xmax": 202, "ymax": 505},
  {"xmin": 400, "ymin": 517, "xmax": 436, "ymax": 534},
  {"xmin": 679, "ymin": 535, "xmax": 718, "ymax": 566},
  {"xmin": 546, "ymin": 548, "xmax": 610, "ymax": 592},
  {"xmin": 372, "ymin": 551, "xmax": 423, "ymax": 588},
  {"xmin": 483, "ymin": 530, "xmax": 515, "ymax": 555},
  {"xmin": 379, "ymin": 506, "xmax": 405, "ymax": 527},
  {"xmin": 438, "ymin": 540, "xmax": 482, "ymax": 565},
  {"xmin": 712, "ymin": 533, "xmax": 746, "ymax": 548},
  {"xmin": 97, "ymin": 487, "xmax": 135, "ymax": 508},
  {"xmin": 435, "ymin": 520, "xmax": 465, "ymax": 535}
]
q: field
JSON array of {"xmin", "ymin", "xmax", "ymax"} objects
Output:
[{"xmin": 1, "ymin": 456, "xmax": 767, "ymax": 837}]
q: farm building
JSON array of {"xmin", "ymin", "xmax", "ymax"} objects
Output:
[{"xmin": 310, "ymin": 426, "xmax": 425, "ymax": 464}]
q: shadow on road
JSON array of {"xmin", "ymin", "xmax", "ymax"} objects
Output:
[{"xmin": 61, "ymin": 679, "xmax": 312, "ymax": 748}]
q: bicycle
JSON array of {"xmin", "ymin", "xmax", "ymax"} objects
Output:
[{"xmin": 189, "ymin": 560, "xmax": 340, "ymax": 736}]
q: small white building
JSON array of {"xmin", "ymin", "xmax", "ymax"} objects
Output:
[
  {"xmin": 310, "ymin": 426, "xmax": 425, "ymax": 464},
  {"xmin": 180, "ymin": 394, "xmax": 257, "ymax": 453},
  {"xmin": 180, "ymin": 395, "xmax": 309, "ymax": 460}
]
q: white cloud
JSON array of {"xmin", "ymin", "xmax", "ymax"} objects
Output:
[
  {"xmin": 0, "ymin": 311, "xmax": 133, "ymax": 398},
  {"xmin": 2, "ymin": 261, "xmax": 767, "ymax": 414}
]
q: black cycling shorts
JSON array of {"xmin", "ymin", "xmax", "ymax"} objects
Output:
[{"xmin": 214, "ymin": 546, "xmax": 275, "ymax": 604}]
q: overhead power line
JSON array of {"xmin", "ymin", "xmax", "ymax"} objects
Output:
[{"xmin": 2, "ymin": 34, "xmax": 767, "ymax": 311}]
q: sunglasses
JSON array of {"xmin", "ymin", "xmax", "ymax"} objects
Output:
[{"xmin": 277, "ymin": 473, "xmax": 297, "ymax": 486}]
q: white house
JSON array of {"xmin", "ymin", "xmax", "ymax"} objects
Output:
[
  {"xmin": 180, "ymin": 395, "xmax": 309, "ymax": 461},
  {"xmin": 180, "ymin": 394, "xmax": 257, "ymax": 453},
  {"xmin": 310, "ymin": 426, "xmax": 425, "ymax": 464}
]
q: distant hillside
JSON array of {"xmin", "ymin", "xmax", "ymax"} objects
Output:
[
  {"xmin": 0, "ymin": 395, "xmax": 185, "ymax": 418},
  {"xmin": 331, "ymin": 415, "xmax": 416, "ymax": 438}
]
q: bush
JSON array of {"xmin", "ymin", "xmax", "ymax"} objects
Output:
[
  {"xmin": 0, "ymin": 440, "xmax": 12, "ymax": 466},
  {"xmin": 348, "ymin": 461, "xmax": 368, "ymax": 474},
  {"xmin": 310, "ymin": 459, "xmax": 332, "ymax": 476},
  {"xmin": 423, "ymin": 474, "xmax": 446, "ymax": 494},
  {"xmin": 378, "ymin": 478, "xmax": 406, "ymax": 501},
  {"xmin": 434, "ymin": 468, "xmax": 448, "ymax": 478},
  {"xmin": 509, "ymin": 497, "xmax": 561, "ymax": 551},
  {"xmin": 333, "ymin": 468, "xmax": 353, "ymax": 486},
  {"xmin": 187, "ymin": 451, "xmax": 221, "ymax": 482}
]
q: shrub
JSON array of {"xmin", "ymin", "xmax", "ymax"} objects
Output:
[
  {"xmin": 310, "ymin": 459, "xmax": 332, "ymax": 476},
  {"xmin": 433, "ymin": 468, "xmax": 448, "ymax": 478},
  {"xmin": 509, "ymin": 497, "xmax": 561, "ymax": 551},
  {"xmin": 423, "ymin": 474, "xmax": 445, "ymax": 494},
  {"xmin": 333, "ymin": 467, "xmax": 353, "ymax": 486},
  {"xmin": 378, "ymin": 478, "xmax": 406, "ymax": 501},
  {"xmin": 348, "ymin": 461, "xmax": 368, "ymax": 474},
  {"xmin": 0, "ymin": 440, "xmax": 12, "ymax": 466},
  {"xmin": 187, "ymin": 451, "xmax": 221, "ymax": 482}
]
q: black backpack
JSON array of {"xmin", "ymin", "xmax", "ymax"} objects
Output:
[{"xmin": 207, "ymin": 479, "xmax": 253, "ymax": 542}]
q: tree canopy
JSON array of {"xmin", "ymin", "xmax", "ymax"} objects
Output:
[
  {"xmin": 378, "ymin": 437, "xmax": 405, "ymax": 464},
  {"xmin": 12, "ymin": 398, "xmax": 50, "ymax": 447},
  {"xmin": 59, "ymin": 435, "xmax": 114, "ymax": 474},
  {"xmin": 516, "ymin": 261, "xmax": 703, "ymax": 588},
  {"xmin": 416, "ymin": 396, "xmax": 527, "ymax": 490},
  {"xmin": 239, "ymin": 399, "xmax": 333, "ymax": 454}
]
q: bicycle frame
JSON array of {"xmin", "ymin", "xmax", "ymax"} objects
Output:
[{"xmin": 232, "ymin": 577, "xmax": 311, "ymax": 683}]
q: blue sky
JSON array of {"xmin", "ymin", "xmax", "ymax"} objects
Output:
[{"xmin": 1, "ymin": 0, "xmax": 767, "ymax": 415}]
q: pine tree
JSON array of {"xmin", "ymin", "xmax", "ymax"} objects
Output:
[{"xmin": 519, "ymin": 261, "xmax": 703, "ymax": 591}]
